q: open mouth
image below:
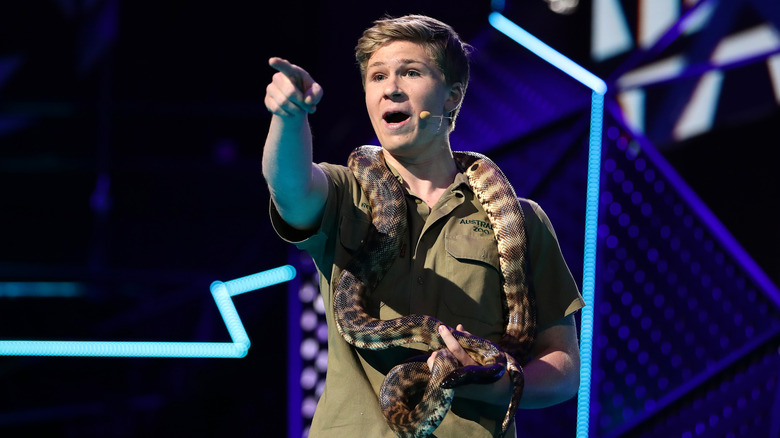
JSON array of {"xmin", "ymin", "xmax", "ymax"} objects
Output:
[{"xmin": 383, "ymin": 111, "xmax": 411, "ymax": 124}]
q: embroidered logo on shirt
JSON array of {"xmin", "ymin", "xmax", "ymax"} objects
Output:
[{"xmin": 460, "ymin": 218, "xmax": 494, "ymax": 235}]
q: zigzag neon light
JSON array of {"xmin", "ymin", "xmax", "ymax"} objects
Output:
[
  {"xmin": 489, "ymin": 12, "xmax": 605, "ymax": 438},
  {"xmin": 0, "ymin": 265, "xmax": 296, "ymax": 358}
]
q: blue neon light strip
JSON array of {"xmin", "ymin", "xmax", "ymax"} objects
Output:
[
  {"xmin": 0, "ymin": 265, "xmax": 296, "ymax": 358},
  {"xmin": 489, "ymin": 13, "xmax": 606, "ymax": 437},
  {"xmin": 286, "ymin": 253, "xmax": 305, "ymax": 438},
  {"xmin": 0, "ymin": 282, "xmax": 85, "ymax": 298},
  {"xmin": 488, "ymin": 12, "xmax": 608, "ymax": 95},
  {"xmin": 576, "ymin": 92, "xmax": 605, "ymax": 438}
]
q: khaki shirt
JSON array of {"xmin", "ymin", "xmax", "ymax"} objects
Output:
[{"xmin": 271, "ymin": 159, "xmax": 584, "ymax": 438}]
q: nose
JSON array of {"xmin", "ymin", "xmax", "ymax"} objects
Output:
[{"xmin": 384, "ymin": 77, "xmax": 404, "ymax": 99}]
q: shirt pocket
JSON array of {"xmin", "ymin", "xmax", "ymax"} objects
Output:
[
  {"xmin": 338, "ymin": 212, "xmax": 371, "ymax": 253},
  {"xmin": 445, "ymin": 233, "xmax": 501, "ymax": 270},
  {"xmin": 441, "ymin": 232, "xmax": 504, "ymax": 337}
]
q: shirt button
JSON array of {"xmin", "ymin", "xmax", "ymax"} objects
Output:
[{"xmin": 417, "ymin": 276, "xmax": 424, "ymax": 285}]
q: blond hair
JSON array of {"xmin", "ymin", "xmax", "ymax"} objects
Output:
[{"xmin": 356, "ymin": 15, "xmax": 472, "ymax": 130}]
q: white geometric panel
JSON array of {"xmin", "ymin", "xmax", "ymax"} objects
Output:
[
  {"xmin": 592, "ymin": 0, "xmax": 634, "ymax": 61},
  {"xmin": 768, "ymin": 54, "xmax": 780, "ymax": 105},
  {"xmin": 672, "ymin": 70, "xmax": 723, "ymax": 141},
  {"xmin": 639, "ymin": 0, "xmax": 679, "ymax": 48},
  {"xmin": 710, "ymin": 24, "xmax": 780, "ymax": 66}
]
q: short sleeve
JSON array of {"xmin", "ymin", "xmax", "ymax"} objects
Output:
[
  {"xmin": 268, "ymin": 162, "xmax": 367, "ymax": 277},
  {"xmin": 520, "ymin": 198, "xmax": 585, "ymax": 329}
]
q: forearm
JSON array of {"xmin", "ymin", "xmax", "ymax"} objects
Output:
[
  {"xmin": 516, "ymin": 348, "xmax": 579, "ymax": 408},
  {"xmin": 454, "ymin": 349, "xmax": 578, "ymax": 409},
  {"xmin": 263, "ymin": 114, "xmax": 313, "ymax": 196},
  {"xmin": 262, "ymin": 57, "xmax": 327, "ymax": 230},
  {"xmin": 262, "ymin": 114, "xmax": 326, "ymax": 229},
  {"xmin": 452, "ymin": 319, "xmax": 580, "ymax": 410}
]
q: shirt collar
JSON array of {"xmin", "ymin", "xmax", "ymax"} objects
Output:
[{"xmin": 384, "ymin": 156, "xmax": 472, "ymax": 195}]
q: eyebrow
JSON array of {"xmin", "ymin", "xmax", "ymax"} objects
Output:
[{"xmin": 366, "ymin": 59, "xmax": 427, "ymax": 70}]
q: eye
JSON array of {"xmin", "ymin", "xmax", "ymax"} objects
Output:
[
  {"xmin": 371, "ymin": 73, "xmax": 386, "ymax": 82},
  {"xmin": 404, "ymin": 70, "xmax": 421, "ymax": 78}
]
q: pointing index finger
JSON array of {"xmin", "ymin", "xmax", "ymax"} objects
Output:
[
  {"xmin": 269, "ymin": 57, "xmax": 305, "ymax": 92},
  {"xmin": 268, "ymin": 57, "xmax": 294, "ymax": 75}
]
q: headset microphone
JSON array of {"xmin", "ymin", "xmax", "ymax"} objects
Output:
[
  {"xmin": 419, "ymin": 110, "xmax": 452, "ymax": 133},
  {"xmin": 419, "ymin": 111, "xmax": 452, "ymax": 121}
]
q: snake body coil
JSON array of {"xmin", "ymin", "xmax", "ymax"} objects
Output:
[{"xmin": 334, "ymin": 146, "xmax": 536, "ymax": 437}]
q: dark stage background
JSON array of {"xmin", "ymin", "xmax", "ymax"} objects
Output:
[{"xmin": 1, "ymin": 1, "xmax": 778, "ymax": 437}]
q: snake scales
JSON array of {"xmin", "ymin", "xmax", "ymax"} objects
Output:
[{"xmin": 333, "ymin": 145, "xmax": 536, "ymax": 437}]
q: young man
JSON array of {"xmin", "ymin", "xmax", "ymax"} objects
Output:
[{"xmin": 263, "ymin": 14, "xmax": 584, "ymax": 438}]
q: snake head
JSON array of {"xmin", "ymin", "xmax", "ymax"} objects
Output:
[{"xmin": 440, "ymin": 363, "xmax": 506, "ymax": 389}]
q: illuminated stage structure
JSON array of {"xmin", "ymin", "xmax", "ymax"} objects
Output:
[
  {"xmin": 0, "ymin": 266, "xmax": 296, "ymax": 358},
  {"xmin": 586, "ymin": 1, "xmax": 780, "ymax": 437},
  {"xmin": 288, "ymin": 2, "xmax": 780, "ymax": 437},
  {"xmin": 1, "ymin": 1, "xmax": 779, "ymax": 437}
]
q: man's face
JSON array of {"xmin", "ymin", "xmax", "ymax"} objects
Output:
[{"xmin": 364, "ymin": 40, "xmax": 456, "ymax": 157}]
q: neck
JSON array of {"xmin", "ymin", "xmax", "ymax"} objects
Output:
[{"xmin": 382, "ymin": 147, "xmax": 458, "ymax": 208}]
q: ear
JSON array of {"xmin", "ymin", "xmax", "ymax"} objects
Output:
[{"xmin": 444, "ymin": 82, "xmax": 464, "ymax": 113}]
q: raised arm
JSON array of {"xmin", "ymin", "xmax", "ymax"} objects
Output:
[{"xmin": 262, "ymin": 57, "xmax": 328, "ymax": 231}]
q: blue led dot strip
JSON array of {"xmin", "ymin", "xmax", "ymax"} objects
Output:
[
  {"xmin": 577, "ymin": 92, "xmax": 605, "ymax": 438},
  {"xmin": 0, "ymin": 265, "xmax": 296, "ymax": 358}
]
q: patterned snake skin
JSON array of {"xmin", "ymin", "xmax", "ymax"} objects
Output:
[{"xmin": 334, "ymin": 145, "xmax": 536, "ymax": 437}]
